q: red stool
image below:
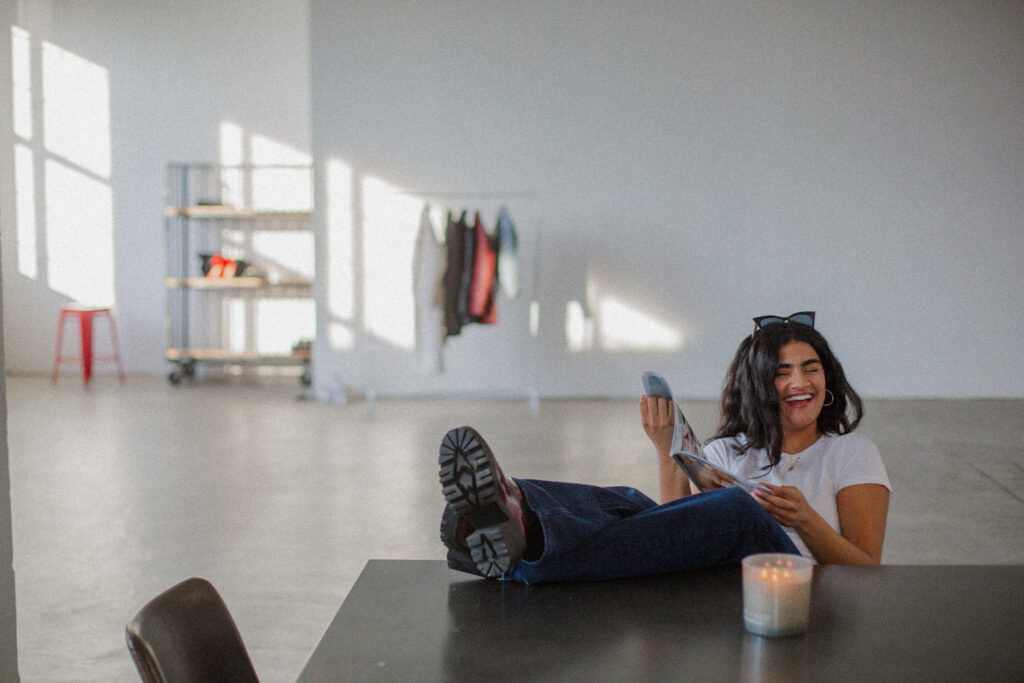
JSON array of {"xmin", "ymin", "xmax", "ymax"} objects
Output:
[{"xmin": 51, "ymin": 304, "xmax": 126, "ymax": 383}]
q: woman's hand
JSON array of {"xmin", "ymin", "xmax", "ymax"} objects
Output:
[
  {"xmin": 642, "ymin": 396, "xmax": 692, "ymax": 503},
  {"xmin": 753, "ymin": 482, "xmax": 890, "ymax": 565},
  {"xmin": 639, "ymin": 395, "xmax": 674, "ymax": 454},
  {"xmin": 752, "ymin": 484, "xmax": 814, "ymax": 529}
]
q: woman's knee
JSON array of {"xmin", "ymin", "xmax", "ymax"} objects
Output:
[{"xmin": 606, "ymin": 485, "xmax": 654, "ymax": 506}]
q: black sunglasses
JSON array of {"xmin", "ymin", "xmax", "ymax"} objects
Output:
[{"xmin": 752, "ymin": 311, "xmax": 816, "ymax": 332}]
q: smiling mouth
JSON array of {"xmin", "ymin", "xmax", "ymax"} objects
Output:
[{"xmin": 785, "ymin": 394, "xmax": 814, "ymax": 405}]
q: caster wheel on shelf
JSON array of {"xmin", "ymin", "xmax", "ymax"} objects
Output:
[{"xmin": 168, "ymin": 370, "xmax": 182, "ymax": 385}]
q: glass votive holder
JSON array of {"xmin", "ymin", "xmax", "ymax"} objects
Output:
[{"xmin": 741, "ymin": 553, "xmax": 814, "ymax": 637}]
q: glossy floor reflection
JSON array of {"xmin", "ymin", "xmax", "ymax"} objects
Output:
[{"xmin": 6, "ymin": 375, "xmax": 1023, "ymax": 681}]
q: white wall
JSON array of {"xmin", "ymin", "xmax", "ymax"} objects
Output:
[
  {"xmin": 310, "ymin": 1, "xmax": 1024, "ymax": 399},
  {"xmin": 2, "ymin": 0, "xmax": 311, "ymax": 377},
  {"xmin": 3, "ymin": 1, "xmax": 1022, "ymax": 399}
]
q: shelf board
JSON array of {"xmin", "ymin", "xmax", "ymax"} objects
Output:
[
  {"xmin": 166, "ymin": 349, "xmax": 310, "ymax": 365},
  {"xmin": 165, "ymin": 277, "xmax": 312, "ymax": 291},
  {"xmin": 165, "ymin": 205, "xmax": 311, "ymax": 220}
]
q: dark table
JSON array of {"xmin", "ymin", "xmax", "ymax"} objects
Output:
[{"xmin": 298, "ymin": 560, "xmax": 1024, "ymax": 681}]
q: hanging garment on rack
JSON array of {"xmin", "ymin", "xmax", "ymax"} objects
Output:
[
  {"xmin": 412, "ymin": 204, "xmax": 446, "ymax": 373},
  {"xmin": 457, "ymin": 210, "xmax": 477, "ymax": 328},
  {"xmin": 443, "ymin": 210, "xmax": 468, "ymax": 337},
  {"xmin": 468, "ymin": 212, "xmax": 498, "ymax": 324},
  {"xmin": 495, "ymin": 206, "xmax": 520, "ymax": 298}
]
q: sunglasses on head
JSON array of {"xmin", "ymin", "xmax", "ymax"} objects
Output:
[{"xmin": 752, "ymin": 311, "xmax": 816, "ymax": 332}]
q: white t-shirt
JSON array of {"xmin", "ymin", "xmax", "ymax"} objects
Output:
[{"xmin": 702, "ymin": 432, "xmax": 892, "ymax": 559}]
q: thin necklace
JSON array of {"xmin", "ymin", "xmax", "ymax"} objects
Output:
[{"xmin": 785, "ymin": 432, "xmax": 822, "ymax": 471}]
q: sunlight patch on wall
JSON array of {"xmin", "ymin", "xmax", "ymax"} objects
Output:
[
  {"xmin": 11, "ymin": 27, "xmax": 32, "ymax": 140},
  {"xmin": 325, "ymin": 158, "xmax": 356, "ymax": 350},
  {"xmin": 256, "ymin": 299, "xmax": 316, "ymax": 353},
  {"xmin": 12, "ymin": 28, "xmax": 36, "ymax": 278},
  {"xmin": 11, "ymin": 28, "xmax": 116, "ymax": 306},
  {"xmin": 14, "ymin": 144, "xmax": 37, "ymax": 279},
  {"xmin": 566, "ymin": 273, "xmax": 685, "ymax": 353},
  {"xmin": 251, "ymin": 134, "xmax": 313, "ymax": 212},
  {"xmin": 42, "ymin": 41, "xmax": 111, "ymax": 178},
  {"xmin": 565, "ymin": 300, "xmax": 594, "ymax": 352},
  {"xmin": 217, "ymin": 124, "xmax": 314, "ymax": 211},
  {"xmin": 219, "ymin": 121, "xmax": 245, "ymax": 165},
  {"xmin": 251, "ymin": 231, "xmax": 314, "ymax": 283},
  {"xmin": 218, "ymin": 126, "xmax": 315, "ymax": 284},
  {"xmin": 213, "ymin": 124, "xmax": 316, "ymax": 356},
  {"xmin": 227, "ymin": 298, "xmax": 247, "ymax": 355},
  {"xmin": 223, "ymin": 297, "xmax": 314, "ymax": 356},
  {"xmin": 251, "ymin": 135, "xmax": 311, "ymax": 165},
  {"xmin": 598, "ymin": 296, "xmax": 684, "ymax": 352},
  {"xmin": 218, "ymin": 121, "xmax": 245, "ymax": 207},
  {"xmin": 361, "ymin": 175, "xmax": 419, "ymax": 351},
  {"xmin": 45, "ymin": 160, "xmax": 114, "ymax": 305}
]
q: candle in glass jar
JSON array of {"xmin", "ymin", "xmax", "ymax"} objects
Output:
[{"xmin": 741, "ymin": 553, "xmax": 814, "ymax": 636}]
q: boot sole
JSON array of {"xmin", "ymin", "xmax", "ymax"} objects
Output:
[
  {"xmin": 438, "ymin": 426, "xmax": 525, "ymax": 577},
  {"xmin": 439, "ymin": 504, "xmax": 483, "ymax": 577}
]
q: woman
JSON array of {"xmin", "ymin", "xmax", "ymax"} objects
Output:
[{"xmin": 438, "ymin": 312, "xmax": 891, "ymax": 583}]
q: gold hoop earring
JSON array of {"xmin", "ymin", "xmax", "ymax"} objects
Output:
[{"xmin": 823, "ymin": 389, "xmax": 835, "ymax": 407}]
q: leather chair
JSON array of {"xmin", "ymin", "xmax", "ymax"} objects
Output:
[{"xmin": 125, "ymin": 577, "xmax": 259, "ymax": 682}]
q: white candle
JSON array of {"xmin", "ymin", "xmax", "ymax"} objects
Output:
[{"xmin": 742, "ymin": 553, "xmax": 813, "ymax": 637}]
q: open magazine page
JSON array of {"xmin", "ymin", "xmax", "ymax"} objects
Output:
[
  {"xmin": 643, "ymin": 371, "xmax": 767, "ymax": 495},
  {"xmin": 670, "ymin": 451, "xmax": 766, "ymax": 495}
]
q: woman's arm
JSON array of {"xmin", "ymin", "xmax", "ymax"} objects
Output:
[
  {"xmin": 639, "ymin": 396, "xmax": 693, "ymax": 503},
  {"xmin": 753, "ymin": 483, "xmax": 890, "ymax": 564},
  {"xmin": 658, "ymin": 451, "xmax": 692, "ymax": 504}
]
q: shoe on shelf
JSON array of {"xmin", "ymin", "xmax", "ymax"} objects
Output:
[
  {"xmin": 438, "ymin": 426, "xmax": 527, "ymax": 578},
  {"xmin": 206, "ymin": 253, "xmax": 225, "ymax": 278}
]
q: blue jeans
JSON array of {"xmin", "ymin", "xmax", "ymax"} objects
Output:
[{"xmin": 507, "ymin": 480, "xmax": 799, "ymax": 583}]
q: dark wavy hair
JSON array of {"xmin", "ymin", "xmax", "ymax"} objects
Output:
[{"xmin": 714, "ymin": 322, "xmax": 863, "ymax": 468}]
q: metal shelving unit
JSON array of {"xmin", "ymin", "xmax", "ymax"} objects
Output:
[{"xmin": 164, "ymin": 163, "xmax": 315, "ymax": 385}]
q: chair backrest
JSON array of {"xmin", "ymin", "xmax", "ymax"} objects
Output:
[{"xmin": 125, "ymin": 577, "xmax": 260, "ymax": 683}]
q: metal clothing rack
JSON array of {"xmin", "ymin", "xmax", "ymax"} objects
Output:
[{"xmin": 364, "ymin": 189, "xmax": 543, "ymax": 416}]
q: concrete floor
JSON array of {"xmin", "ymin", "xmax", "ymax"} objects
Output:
[{"xmin": 6, "ymin": 375, "xmax": 1024, "ymax": 682}]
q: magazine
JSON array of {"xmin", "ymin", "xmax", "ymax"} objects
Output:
[{"xmin": 642, "ymin": 371, "xmax": 767, "ymax": 495}]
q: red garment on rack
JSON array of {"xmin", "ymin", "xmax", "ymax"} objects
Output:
[{"xmin": 468, "ymin": 212, "xmax": 498, "ymax": 324}]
